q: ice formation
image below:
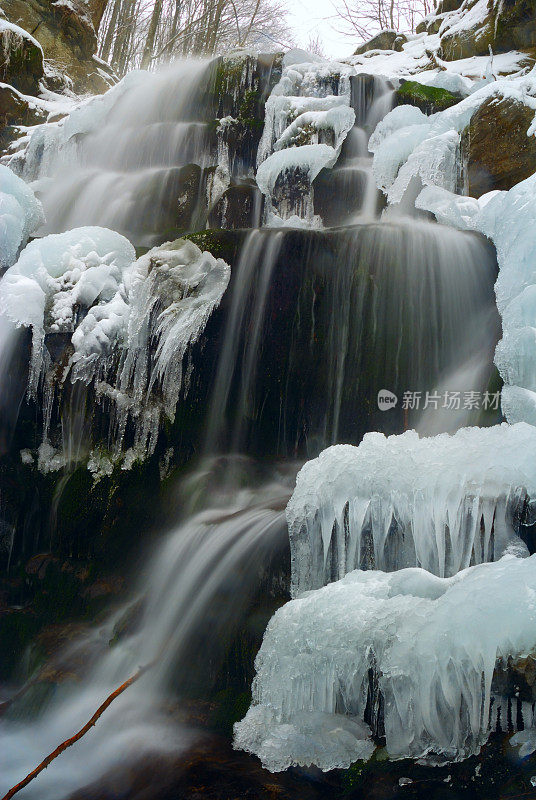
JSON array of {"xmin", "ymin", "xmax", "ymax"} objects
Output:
[
  {"xmin": 287, "ymin": 424, "xmax": 536, "ymax": 597},
  {"xmin": 0, "ymin": 165, "xmax": 44, "ymax": 269},
  {"xmin": 256, "ymin": 60, "xmax": 355, "ymax": 223},
  {"xmin": 235, "ymin": 553, "xmax": 536, "ymax": 771},
  {"xmin": 371, "ymin": 77, "xmax": 536, "ymax": 203},
  {"xmin": 0, "ymin": 230, "xmax": 230, "ymax": 469}
]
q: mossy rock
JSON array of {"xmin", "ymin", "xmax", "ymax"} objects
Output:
[
  {"xmin": 439, "ymin": 19, "xmax": 495, "ymax": 60},
  {"xmin": 395, "ymin": 80, "xmax": 461, "ymax": 114},
  {"xmin": 183, "ymin": 229, "xmax": 245, "ymax": 264},
  {"xmin": 0, "ymin": 24, "xmax": 44, "ymax": 94}
]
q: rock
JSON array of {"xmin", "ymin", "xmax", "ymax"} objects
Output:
[
  {"xmin": 394, "ymin": 80, "xmax": 462, "ymax": 114},
  {"xmin": 439, "ymin": 0, "xmax": 536, "ymax": 60},
  {"xmin": 494, "ymin": 0, "xmax": 536, "ymax": 51},
  {"xmin": 208, "ymin": 183, "xmax": 263, "ymax": 229},
  {"xmin": 0, "ymin": 21, "xmax": 44, "ymax": 94},
  {"xmin": 394, "ymin": 33, "xmax": 408, "ymax": 51},
  {"xmin": 440, "ymin": 19, "xmax": 495, "ymax": 60},
  {"xmin": 354, "ymin": 29, "xmax": 399, "ymax": 55},
  {"xmin": 0, "ymin": 83, "xmax": 46, "ymax": 127},
  {"xmin": 2, "ymin": 0, "xmax": 111, "ymax": 94},
  {"xmin": 437, "ymin": 0, "xmax": 464, "ymax": 12},
  {"xmin": 463, "ymin": 96, "xmax": 536, "ymax": 197}
]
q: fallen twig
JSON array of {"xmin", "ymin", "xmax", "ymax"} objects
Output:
[{"xmin": 1, "ymin": 659, "xmax": 156, "ymax": 800}]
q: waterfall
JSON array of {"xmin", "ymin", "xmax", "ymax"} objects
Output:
[
  {"xmin": 0, "ymin": 461, "xmax": 291, "ymax": 799},
  {"xmin": 0, "ymin": 47, "xmax": 521, "ymax": 798}
]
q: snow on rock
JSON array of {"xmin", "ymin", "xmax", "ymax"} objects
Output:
[
  {"xmin": 256, "ymin": 60, "xmax": 355, "ymax": 224},
  {"xmin": 371, "ymin": 74, "xmax": 536, "ymax": 203},
  {"xmin": 287, "ymin": 424, "xmax": 535, "ymax": 597},
  {"xmin": 0, "ymin": 226, "xmax": 134, "ymax": 395},
  {"xmin": 235, "ymin": 552, "xmax": 536, "ymax": 770},
  {"xmin": 0, "ymin": 230, "xmax": 230, "ymax": 470},
  {"xmin": 417, "ymin": 171, "xmax": 536, "ymax": 425},
  {"xmin": 6, "ymin": 70, "xmax": 149, "ymax": 181},
  {"xmin": 0, "ymin": 165, "xmax": 44, "ymax": 269}
]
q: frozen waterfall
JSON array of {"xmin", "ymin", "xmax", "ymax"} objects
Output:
[{"xmin": 287, "ymin": 424, "xmax": 536, "ymax": 596}]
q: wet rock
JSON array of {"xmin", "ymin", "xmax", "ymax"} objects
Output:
[
  {"xmin": 313, "ymin": 167, "xmax": 372, "ymax": 226},
  {"xmin": 463, "ymin": 96, "xmax": 536, "ymax": 196},
  {"xmin": 394, "ymin": 80, "xmax": 461, "ymax": 114},
  {"xmin": 0, "ymin": 22, "xmax": 44, "ymax": 94},
  {"xmin": 208, "ymin": 183, "xmax": 263, "ymax": 229},
  {"xmin": 354, "ymin": 30, "xmax": 399, "ymax": 55}
]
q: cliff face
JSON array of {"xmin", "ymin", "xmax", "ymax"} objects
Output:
[{"xmin": 1, "ymin": 0, "xmax": 113, "ymax": 93}]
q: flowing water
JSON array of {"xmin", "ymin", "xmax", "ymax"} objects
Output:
[
  {"xmin": 0, "ymin": 460, "xmax": 291, "ymax": 799},
  {"xmin": 27, "ymin": 60, "xmax": 217, "ymax": 245},
  {"xmin": 0, "ymin": 58, "xmax": 506, "ymax": 796}
]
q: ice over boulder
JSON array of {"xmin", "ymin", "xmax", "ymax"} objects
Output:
[
  {"xmin": 287, "ymin": 424, "xmax": 536, "ymax": 596},
  {"xmin": 0, "ymin": 229, "xmax": 230, "ymax": 470},
  {"xmin": 0, "ymin": 165, "xmax": 44, "ymax": 270},
  {"xmin": 256, "ymin": 58, "xmax": 355, "ymax": 225},
  {"xmin": 235, "ymin": 553, "xmax": 536, "ymax": 770}
]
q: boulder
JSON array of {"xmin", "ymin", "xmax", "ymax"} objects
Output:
[
  {"xmin": 394, "ymin": 79, "xmax": 462, "ymax": 114},
  {"xmin": 208, "ymin": 183, "xmax": 263, "ymax": 229},
  {"xmin": 354, "ymin": 29, "xmax": 399, "ymax": 55},
  {"xmin": 439, "ymin": 0, "xmax": 536, "ymax": 60},
  {"xmin": 0, "ymin": 20, "xmax": 44, "ymax": 94},
  {"xmin": 463, "ymin": 96, "xmax": 536, "ymax": 196}
]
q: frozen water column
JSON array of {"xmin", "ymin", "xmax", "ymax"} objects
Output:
[{"xmin": 287, "ymin": 425, "xmax": 536, "ymax": 597}]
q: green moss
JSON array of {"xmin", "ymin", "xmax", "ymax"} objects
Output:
[
  {"xmin": 395, "ymin": 80, "xmax": 461, "ymax": 114},
  {"xmin": 184, "ymin": 229, "xmax": 244, "ymax": 264}
]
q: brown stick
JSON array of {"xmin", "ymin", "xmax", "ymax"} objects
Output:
[{"xmin": 1, "ymin": 660, "xmax": 155, "ymax": 800}]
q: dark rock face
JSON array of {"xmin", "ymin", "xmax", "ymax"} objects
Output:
[
  {"xmin": 209, "ymin": 183, "xmax": 263, "ymax": 229},
  {"xmin": 2, "ymin": 0, "xmax": 111, "ymax": 93},
  {"xmin": 394, "ymin": 80, "xmax": 461, "ymax": 114},
  {"xmin": 463, "ymin": 96, "xmax": 536, "ymax": 197},
  {"xmin": 0, "ymin": 23, "xmax": 44, "ymax": 94},
  {"xmin": 494, "ymin": 0, "xmax": 536, "ymax": 51}
]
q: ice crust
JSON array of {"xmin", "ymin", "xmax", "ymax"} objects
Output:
[
  {"xmin": 287, "ymin": 424, "xmax": 535, "ymax": 596},
  {"xmin": 371, "ymin": 79, "xmax": 536, "ymax": 204},
  {"xmin": 0, "ymin": 165, "xmax": 44, "ymax": 269},
  {"xmin": 235, "ymin": 553, "xmax": 536, "ymax": 771},
  {"xmin": 0, "ymin": 230, "xmax": 230, "ymax": 469}
]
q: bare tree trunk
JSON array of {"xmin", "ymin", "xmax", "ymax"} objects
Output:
[
  {"xmin": 141, "ymin": 0, "xmax": 164, "ymax": 69},
  {"xmin": 100, "ymin": 0, "xmax": 122, "ymax": 61}
]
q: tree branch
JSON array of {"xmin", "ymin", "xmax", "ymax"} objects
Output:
[{"xmin": 1, "ymin": 659, "xmax": 156, "ymax": 800}]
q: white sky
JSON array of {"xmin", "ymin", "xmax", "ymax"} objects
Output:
[{"xmin": 285, "ymin": 0, "xmax": 359, "ymax": 59}]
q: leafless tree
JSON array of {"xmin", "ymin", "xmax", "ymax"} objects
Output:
[
  {"xmin": 330, "ymin": 0, "xmax": 432, "ymax": 41},
  {"xmin": 98, "ymin": 0, "xmax": 295, "ymax": 76}
]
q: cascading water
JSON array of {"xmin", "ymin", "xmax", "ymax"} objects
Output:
[
  {"xmin": 0, "ymin": 49, "xmax": 519, "ymax": 799},
  {"xmin": 0, "ymin": 461, "xmax": 291, "ymax": 799}
]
